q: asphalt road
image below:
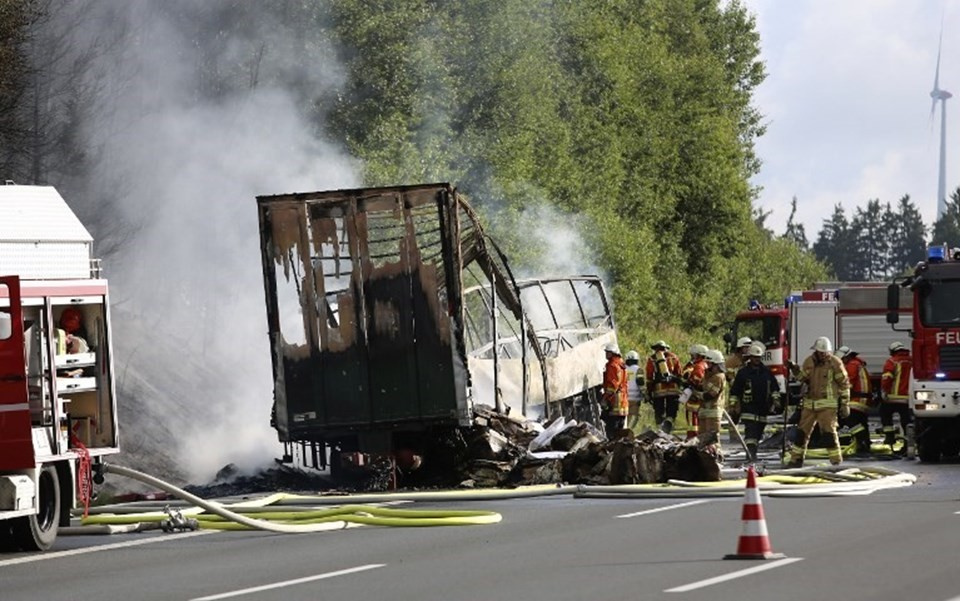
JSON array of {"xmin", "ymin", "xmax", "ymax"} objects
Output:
[{"xmin": 2, "ymin": 459, "xmax": 959, "ymax": 601}]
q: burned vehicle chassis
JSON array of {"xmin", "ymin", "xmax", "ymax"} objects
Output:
[{"xmin": 257, "ymin": 183, "xmax": 616, "ymax": 474}]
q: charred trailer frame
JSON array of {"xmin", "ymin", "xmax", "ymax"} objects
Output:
[{"xmin": 257, "ymin": 183, "xmax": 615, "ymax": 469}]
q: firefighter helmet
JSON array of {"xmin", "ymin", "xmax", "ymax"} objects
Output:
[
  {"xmin": 651, "ymin": 340, "xmax": 670, "ymax": 350},
  {"xmin": 811, "ymin": 336, "xmax": 833, "ymax": 353},
  {"xmin": 835, "ymin": 345, "xmax": 851, "ymax": 358},
  {"xmin": 604, "ymin": 342, "xmax": 621, "ymax": 355},
  {"xmin": 689, "ymin": 344, "xmax": 708, "ymax": 357},
  {"xmin": 625, "ymin": 350, "xmax": 640, "ymax": 362},
  {"xmin": 705, "ymin": 349, "xmax": 725, "ymax": 364},
  {"xmin": 59, "ymin": 307, "xmax": 83, "ymax": 334},
  {"xmin": 736, "ymin": 336, "xmax": 753, "ymax": 348},
  {"xmin": 746, "ymin": 343, "xmax": 764, "ymax": 358},
  {"xmin": 889, "ymin": 341, "xmax": 906, "ymax": 353}
]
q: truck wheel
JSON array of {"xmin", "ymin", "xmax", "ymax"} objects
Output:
[{"xmin": 11, "ymin": 465, "xmax": 60, "ymax": 551}]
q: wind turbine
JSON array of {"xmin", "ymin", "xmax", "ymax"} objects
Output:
[{"xmin": 931, "ymin": 28, "xmax": 952, "ymax": 220}]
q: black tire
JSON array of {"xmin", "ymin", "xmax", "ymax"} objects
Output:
[{"xmin": 11, "ymin": 465, "xmax": 60, "ymax": 551}]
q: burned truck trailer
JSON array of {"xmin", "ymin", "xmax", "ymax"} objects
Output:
[{"xmin": 257, "ymin": 183, "xmax": 616, "ymax": 471}]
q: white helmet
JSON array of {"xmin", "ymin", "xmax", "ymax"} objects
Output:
[
  {"xmin": 736, "ymin": 336, "xmax": 753, "ymax": 348},
  {"xmin": 651, "ymin": 340, "xmax": 670, "ymax": 350},
  {"xmin": 625, "ymin": 350, "xmax": 640, "ymax": 361},
  {"xmin": 746, "ymin": 343, "xmax": 764, "ymax": 358},
  {"xmin": 835, "ymin": 345, "xmax": 851, "ymax": 358},
  {"xmin": 811, "ymin": 336, "xmax": 833, "ymax": 353},
  {"xmin": 604, "ymin": 342, "xmax": 621, "ymax": 355},
  {"xmin": 689, "ymin": 343, "xmax": 709, "ymax": 357},
  {"xmin": 889, "ymin": 341, "xmax": 906, "ymax": 353},
  {"xmin": 705, "ymin": 349, "xmax": 725, "ymax": 364}
]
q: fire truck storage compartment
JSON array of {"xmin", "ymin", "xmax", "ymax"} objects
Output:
[{"xmin": 789, "ymin": 300, "xmax": 838, "ymax": 360}]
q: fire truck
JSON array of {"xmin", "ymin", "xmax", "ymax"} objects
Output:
[
  {"xmin": 888, "ymin": 245, "xmax": 960, "ymax": 462},
  {"xmin": 0, "ymin": 184, "xmax": 119, "ymax": 551},
  {"xmin": 727, "ymin": 283, "xmax": 912, "ymax": 393}
]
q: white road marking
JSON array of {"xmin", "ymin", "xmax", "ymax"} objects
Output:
[
  {"xmin": 190, "ymin": 564, "xmax": 386, "ymax": 600},
  {"xmin": 616, "ymin": 499, "xmax": 710, "ymax": 518},
  {"xmin": 0, "ymin": 530, "xmax": 214, "ymax": 567},
  {"xmin": 665, "ymin": 557, "xmax": 804, "ymax": 592}
]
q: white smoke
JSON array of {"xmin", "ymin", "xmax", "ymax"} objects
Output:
[{"xmin": 58, "ymin": 0, "xmax": 359, "ymax": 481}]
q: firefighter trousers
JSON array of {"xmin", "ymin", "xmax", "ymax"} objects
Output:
[
  {"xmin": 840, "ymin": 410, "xmax": 871, "ymax": 452},
  {"xmin": 879, "ymin": 402, "xmax": 911, "ymax": 444},
  {"xmin": 790, "ymin": 407, "xmax": 841, "ymax": 465},
  {"xmin": 653, "ymin": 395, "xmax": 679, "ymax": 426}
]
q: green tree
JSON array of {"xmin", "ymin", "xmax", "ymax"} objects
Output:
[
  {"xmin": 888, "ymin": 194, "xmax": 926, "ymax": 275},
  {"xmin": 813, "ymin": 204, "xmax": 854, "ymax": 280},
  {"xmin": 782, "ymin": 196, "xmax": 808, "ymax": 249},
  {"xmin": 931, "ymin": 187, "xmax": 960, "ymax": 247}
]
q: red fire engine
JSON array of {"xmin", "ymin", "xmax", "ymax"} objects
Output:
[
  {"xmin": 0, "ymin": 184, "xmax": 119, "ymax": 551},
  {"xmin": 728, "ymin": 283, "xmax": 911, "ymax": 393},
  {"xmin": 888, "ymin": 245, "xmax": 960, "ymax": 462}
]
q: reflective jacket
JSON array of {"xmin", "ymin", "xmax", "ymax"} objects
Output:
[
  {"xmin": 798, "ymin": 353, "xmax": 850, "ymax": 409},
  {"xmin": 728, "ymin": 362, "xmax": 781, "ymax": 422},
  {"xmin": 725, "ymin": 353, "xmax": 746, "ymax": 382},
  {"xmin": 700, "ymin": 370, "xmax": 726, "ymax": 419},
  {"xmin": 843, "ymin": 356, "xmax": 872, "ymax": 413},
  {"xmin": 603, "ymin": 355, "xmax": 629, "ymax": 416},
  {"xmin": 881, "ymin": 351, "xmax": 911, "ymax": 403},
  {"xmin": 681, "ymin": 358, "xmax": 708, "ymax": 408},
  {"xmin": 645, "ymin": 350, "xmax": 682, "ymax": 398}
]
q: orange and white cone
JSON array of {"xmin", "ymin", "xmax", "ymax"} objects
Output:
[{"xmin": 724, "ymin": 465, "xmax": 786, "ymax": 560}]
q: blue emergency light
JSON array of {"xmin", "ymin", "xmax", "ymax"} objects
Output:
[
  {"xmin": 928, "ymin": 245, "xmax": 946, "ymax": 262},
  {"xmin": 748, "ymin": 299, "xmax": 761, "ymax": 310}
]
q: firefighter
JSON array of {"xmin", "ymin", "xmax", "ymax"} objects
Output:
[
  {"xmin": 624, "ymin": 350, "xmax": 645, "ymax": 431},
  {"xmin": 786, "ymin": 336, "xmax": 850, "ymax": 467},
  {"xmin": 699, "ymin": 349, "xmax": 727, "ymax": 445},
  {"xmin": 680, "ymin": 344, "xmax": 709, "ymax": 439},
  {"xmin": 880, "ymin": 341, "xmax": 912, "ymax": 450},
  {"xmin": 728, "ymin": 342, "xmax": 781, "ymax": 461},
  {"xmin": 725, "ymin": 336, "xmax": 753, "ymax": 383},
  {"xmin": 644, "ymin": 340, "xmax": 682, "ymax": 434},
  {"xmin": 57, "ymin": 307, "xmax": 89, "ymax": 355},
  {"xmin": 601, "ymin": 342, "xmax": 629, "ymax": 438},
  {"xmin": 835, "ymin": 345, "xmax": 873, "ymax": 455}
]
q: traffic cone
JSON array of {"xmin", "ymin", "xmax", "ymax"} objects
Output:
[{"xmin": 724, "ymin": 465, "xmax": 786, "ymax": 560}]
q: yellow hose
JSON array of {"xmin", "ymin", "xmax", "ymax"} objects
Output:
[{"xmin": 83, "ymin": 464, "xmax": 501, "ymax": 532}]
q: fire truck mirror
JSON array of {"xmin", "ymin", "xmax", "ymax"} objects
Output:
[
  {"xmin": 886, "ymin": 284, "xmax": 900, "ymax": 324},
  {"xmin": 0, "ymin": 311, "xmax": 10, "ymax": 340}
]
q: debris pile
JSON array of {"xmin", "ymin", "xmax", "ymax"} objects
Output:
[{"xmin": 457, "ymin": 405, "xmax": 722, "ymax": 487}]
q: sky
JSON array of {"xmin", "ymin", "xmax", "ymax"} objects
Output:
[{"xmin": 742, "ymin": 0, "xmax": 960, "ymax": 241}]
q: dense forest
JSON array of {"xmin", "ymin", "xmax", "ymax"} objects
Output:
[{"xmin": 0, "ymin": 0, "xmax": 958, "ymax": 475}]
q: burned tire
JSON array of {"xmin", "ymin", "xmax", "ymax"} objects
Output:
[{"xmin": 11, "ymin": 465, "xmax": 60, "ymax": 551}]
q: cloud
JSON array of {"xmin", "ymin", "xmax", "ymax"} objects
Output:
[{"xmin": 744, "ymin": 0, "xmax": 960, "ymax": 238}]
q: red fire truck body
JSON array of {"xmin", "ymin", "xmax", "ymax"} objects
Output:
[{"xmin": 0, "ymin": 185, "xmax": 119, "ymax": 551}]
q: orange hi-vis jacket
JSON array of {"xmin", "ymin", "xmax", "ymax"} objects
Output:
[
  {"xmin": 603, "ymin": 355, "xmax": 629, "ymax": 416},
  {"xmin": 881, "ymin": 351, "xmax": 912, "ymax": 403},
  {"xmin": 843, "ymin": 356, "xmax": 872, "ymax": 413},
  {"xmin": 645, "ymin": 350, "xmax": 682, "ymax": 398}
]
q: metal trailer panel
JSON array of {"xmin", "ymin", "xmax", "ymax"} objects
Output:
[
  {"xmin": 0, "ymin": 186, "xmax": 93, "ymax": 280},
  {"xmin": 258, "ymin": 184, "xmax": 470, "ymax": 439},
  {"xmin": 790, "ymin": 301, "xmax": 837, "ymax": 361}
]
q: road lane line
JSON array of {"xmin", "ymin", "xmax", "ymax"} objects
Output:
[
  {"xmin": 0, "ymin": 530, "xmax": 215, "ymax": 567},
  {"xmin": 616, "ymin": 499, "xmax": 710, "ymax": 518},
  {"xmin": 190, "ymin": 564, "xmax": 386, "ymax": 600},
  {"xmin": 665, "ymin": 557, "xmax": 804, "ymax": 592}
]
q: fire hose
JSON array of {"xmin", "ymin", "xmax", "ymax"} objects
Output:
[{"xmin": 76, "ymin": 463, "xmax": 502, "ymax": 533}]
